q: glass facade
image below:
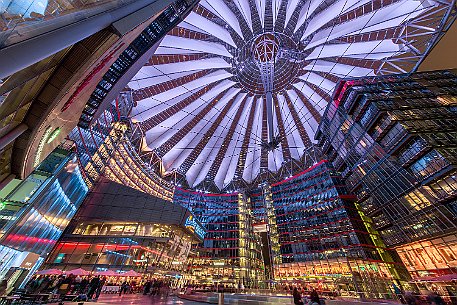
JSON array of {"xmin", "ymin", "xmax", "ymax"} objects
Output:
[
  {"xmin": 45, "ymin": 224, "xmax": 197, "ymax": 275},
  {"xmin": 69, "ymin": 94, "xmax": 174, "ymax": 200},
  {"xmin": 269, "ymin": 161, "xmax": 407, "ymax": 298},
  {"xmin": 316, "ymin": 70, "xmax": 457, "ymax": 279},
  {"xmin": 0, "ymin": 146, "xmax": 88, "ymax": 286},
  {"xmin": 173, "ymin": 189, "xmax": 264, "ymax": 288},
  {"xmin": 42, "ymin": 178, "xmax": 203, "ymax": 276}
]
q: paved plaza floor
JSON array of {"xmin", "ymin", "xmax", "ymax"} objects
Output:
[{"xmin": 93, "ymin": 294, "xmax": 203, "ymax": 305}]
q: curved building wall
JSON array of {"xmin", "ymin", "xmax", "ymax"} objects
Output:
[
  {"xmin": 69, "ymin": 95, "xmax": 174, "ymax": 201},
  {"xmin": 270, "ymin": 161, "xmax": 409, "ymax": 298}
]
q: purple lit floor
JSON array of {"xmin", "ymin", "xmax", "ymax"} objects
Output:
[{"xmin": 93, "ymin": 294, "xmax": 203, "ymax": 305}]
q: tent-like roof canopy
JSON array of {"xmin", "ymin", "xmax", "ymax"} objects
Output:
[{"xmin": 127, "ymin": 0, "xmax": 451, "ymax": 191}]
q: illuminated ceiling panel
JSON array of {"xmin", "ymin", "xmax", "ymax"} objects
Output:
[{"xmin": 127, "ymin": 0, "xmax": 453, "ymax": 191}]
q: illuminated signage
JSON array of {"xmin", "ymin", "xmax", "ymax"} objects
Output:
[
  {"xmin": 0, "ymin": 216, "xmax": 15, "ymax": 220},
  {"xmin": 185, "ymin": 215, "xmax": 205, "ymax": 239},
  {"xmin": 46, "ymin": 127, "xmax": 62, "ymax": 144},
  {"xmin": 34, "ymin": 126, "xmax": 53, "ymax": 167}
]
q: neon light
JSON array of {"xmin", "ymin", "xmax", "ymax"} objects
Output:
[
  {"xmin": 46, "ymin": 127, "xmax": 62, "ymax": 144},
  {"xmin": 0, "ymin": 202, "xmax": 5, "ymax": 210},
  {"xmin": 271, "ymin": 160, "xmax": 328, "ymax": 186},
  {"xmin": 34, "ymin": 126, "xmax": 53, "ymax": 167}
]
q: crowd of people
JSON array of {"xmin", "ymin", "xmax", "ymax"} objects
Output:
[
  {"xmin": 290, "ymin": 285, "xmax": 452, "ymax": 305},
  {"xmin": 22, "ymin": 275, "xmax": 169, "ymax": 301},
  {"xmin": 23, "ymin": 274, "xmax": 108, "ymax": 301},
  {"xmin": 2, "ymin": 273, "xmax": 453, "ymax": 305},
  {"xmin": 141, "ymin": 279, "xmax": 171, "ymax": 297},
  {"xmin": 293, "ymin": 287, "xmax": 322, "ymax": 305}
]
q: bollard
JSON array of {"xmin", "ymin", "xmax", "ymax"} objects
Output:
[{"xmin": 218, "ymin": 292, "xmax": 224, "ymax": 305}]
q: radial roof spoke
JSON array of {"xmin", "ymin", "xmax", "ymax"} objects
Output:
[
  {"xmin": 233, "ymin": 0, "xmax": 254, "ymax": 31},
  {"xmin": 254, "ymin": 0, "xmax": 267, "ymax": 28},
  {"xmin": 273, "ymin": 95, "xmax": 291, "ymax": 161},
  {"xmin": 236, "ymin": 97, "xmax": 257, "ymax": 180},
  {"xmin": 300, "ymin": 72, "xmax": 336, "ymax": 93},
  {"xmin": 243, "ymin": 97, "xmax": 264, "ymax": 183},
  {"xmin": 125, "ymin": 0, "xmax": 452, "ymax": 191},
  {"xmin": 272, "ymin": 0, "xmax": 283, "ymax": 27},
  {"xmin": 282, "ymin": 93, "xmax": 309, "ymax": 152},
  {"xmin": 294, "ymin": 0, "xmax": 324, "ymax": 33},
  {"xmin": 306, "ymin": 40, "xmax": 407, "ymax": 61},
  {"xmin": 200, "ymin": 0, "xmax": 245, "ymax": 39},
  {"xmin": 185, "ymin": 12, "xmax": 237, "ymax": 47},
  {"xmin": 304, "ymin": 0, "xmax": 436, "ymax": 47},
  {"xmin": 287, "ymin": 87, "xmax": 321, "ymax": 125},
  {"xmin": 304, "ymin": 59, "xmax": 375, "ymax": 77},
  {"xmin": 157, "ymin": 35, "xmax": 233, "ymax": 58},
  {"xmin": 214, "ymin": 96, "xmax": 251, "ymax": 188},
  {"xmin": 285, "ymin": 0, "xmax": 301, "ymax": 28}
]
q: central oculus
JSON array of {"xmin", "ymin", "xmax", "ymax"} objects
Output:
[
  {"xmin": 253, "ymin": 33, "xmax": 280, "ymax": 63},
  {"xmin": 234, "ymin": 32, "xmax": 302, "ymax": 96}
]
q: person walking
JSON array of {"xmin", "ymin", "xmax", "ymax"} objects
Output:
[
  {"xmin": 87, "ymin": 276, "xmax": 100, "ymax": 300},
  {"xmin": 119, "ymin": 281, "xmax": 129, "ymax": 296},
  {"xmin": 95, "ymin": 276, "xmax": 106, "ymax": 299},
  {"xmin": 293, "ymin": 287, "xmax": 304, "ymax": 305}
]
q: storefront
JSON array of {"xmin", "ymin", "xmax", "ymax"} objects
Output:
[{"xmin": 41, "ymin": 178, "xmax": 204, "ymax": 277}]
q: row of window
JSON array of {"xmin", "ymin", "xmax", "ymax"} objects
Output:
[{"xmin": 78, "ymin": 1, "xmax": 190, "ymax": 127}]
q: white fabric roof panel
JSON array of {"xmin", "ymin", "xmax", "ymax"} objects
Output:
[
  {"xmin": 157, "ymin": 35, "xmax": 233, "ymax": 58},
  {"xmin": 124, "ymin": 0, "xmax": 449, "ymax": 190}
]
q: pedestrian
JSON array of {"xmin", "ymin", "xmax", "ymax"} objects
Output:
[
  {"xmin": 79, "ymin": 277, "xmax": 89, "ymax": 294},
  {"xmin": 119, "ymin": 281, "xmax": 128, "ymax": 296},
  {"xmin": 293, "ymin": 287, "xmax": 304, "ymax": 305},
  {"xmin": 310, "ymin": 288, "xmax": 320, "ymax": 305},
  {"xmin": 144, "ymin": 280, "xmax": 152, "ymax": 295},
  {"xmin": 95, "ymin": 276, "xmax": 106, "ymax": 299},
  {"xmin": 87, "ymin": 276, "xmax": 100, "ymax": 300},
  {"xmin": 0, "ymin": 280, "xmax": 8, "ymax": 296}
]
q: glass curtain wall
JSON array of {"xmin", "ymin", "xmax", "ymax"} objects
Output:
[
  {"xmin": 316, "ymin": 70, "xmax": 457, "ymax": 280},
  {"xmin": 173, "ymin": 188, "xmax": 264, "ymax": 288},
  {"xmin": 270, "ymin": 161, "xmax": 406, "ymax": 299},
  {"xmin": 0, "ymin": 146, "xmax": 88, "ymax": 286}
]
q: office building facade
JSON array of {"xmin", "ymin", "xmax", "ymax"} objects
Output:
[
  {"xmin": 173, "ymin": 188, "xmax": 265, "ymax": 288},
  {"xmin": 43, "ymin": 178, "xmax": 204, "ymax": 276},
  {"xmin": 316, "ymin": 70, "xmax": 457, "ymax": 279}
]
